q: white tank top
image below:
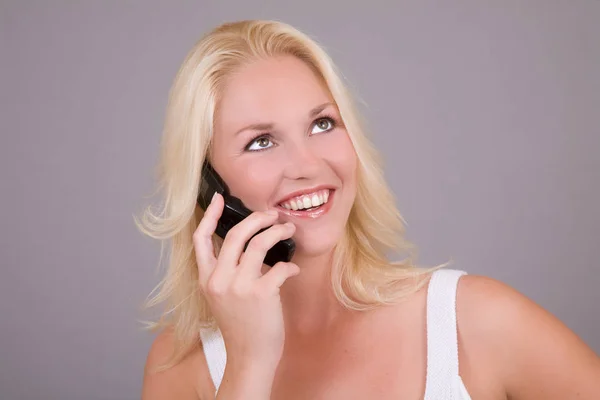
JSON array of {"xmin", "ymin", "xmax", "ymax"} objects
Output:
[{"xmin": 199, "ymin": 269, "xmax": 472, "ymax": 399}]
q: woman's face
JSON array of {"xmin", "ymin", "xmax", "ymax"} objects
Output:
[{"xmin": 211, "ymin": 55, "xmax": 357, "ymax": 257}]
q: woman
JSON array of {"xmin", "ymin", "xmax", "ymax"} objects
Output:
[{"xmin": 138, "ymin": 20, "xmax": 600, "ymax": 399}]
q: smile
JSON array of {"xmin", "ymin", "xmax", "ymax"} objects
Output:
[
  {"xmin": 276, "ymin": 189, "xmax": 335, "ymax": 219},
  {"xmin": 278, "ymin": 189, "xmax": 330, "ymax": 211}
]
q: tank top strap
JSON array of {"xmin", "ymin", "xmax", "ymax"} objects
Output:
[
  {"xmin": 199, "ymin": 327, "xmax": 227, "ymax": 393},
  {"xmin": 423, "ymin": 268, "xmax": 467, "ymax": 399}
]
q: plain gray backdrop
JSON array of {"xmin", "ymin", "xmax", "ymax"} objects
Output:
[{"xmin": 1, "ymin": 1, "xmax": 598, "ymax": 399}]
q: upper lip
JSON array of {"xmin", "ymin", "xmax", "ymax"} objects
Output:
[{"xmin": 275, "ymin": 185, "xmax": 335, "ymax": 205}]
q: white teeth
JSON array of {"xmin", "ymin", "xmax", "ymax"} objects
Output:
[
  {"xmin": 279, "ymin": 189, "xmax": 331, "ymax": 211},
  {"xmin": 302, "ymin": 197, "xmax": 311, "ymax": 209},
  {"xmin": 311, "ymin": 194, "xmax": 320, "ymax": 206}
]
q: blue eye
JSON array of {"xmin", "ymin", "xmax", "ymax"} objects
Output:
[{"xmin": 246, "ymin": 135, "xmax": 273, "ymax": 152}]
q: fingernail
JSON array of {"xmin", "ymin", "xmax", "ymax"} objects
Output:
[
  {"xmin": 211, "ymin": 192, "xmax": 217, "ymax": 204},
  {"xmin": 266, "ymin": 209, "xmax": 278, "ymax": 216}
]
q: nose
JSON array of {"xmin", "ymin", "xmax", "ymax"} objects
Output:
[{"xmin": 281, "ymin": 140, "xmax": 321, "ymax": 181}]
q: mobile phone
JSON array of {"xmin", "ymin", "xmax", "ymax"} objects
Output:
[{"xmin": 197, "ymin": 161, "xmax": 295, "ymax": 267}]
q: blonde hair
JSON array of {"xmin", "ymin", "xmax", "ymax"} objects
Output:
[{"xmin": 134, "ymin": 19, "xmax": 444, "ymax": 370}]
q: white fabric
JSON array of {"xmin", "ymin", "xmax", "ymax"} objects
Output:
[
  {"xmin": 199, "ymin": 268, "xmax": 471, "ymax": 399},
  {"xmin": 423, "ymin": 268, "xmax": 471, "ymax": 399},
  {"xmin": 198, "ymin": 326, "xmax": 227, "ymax": 393}
]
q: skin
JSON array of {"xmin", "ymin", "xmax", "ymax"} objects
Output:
[
  {"xmin": 210, "ymin": 55, "xmax": 358, "ymax": 336},
  {"xmin": 142, "ymin": 55, "xmax": 600, "ymax": 399}
]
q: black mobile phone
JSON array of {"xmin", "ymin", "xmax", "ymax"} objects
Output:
[{"xmin": 197, "ymin": 161, "xmax": 295, "ymax": 267}]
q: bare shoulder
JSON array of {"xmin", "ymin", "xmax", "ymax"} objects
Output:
[
  {"xmin": 456, "ymin": 274, "xmax": 600, "ymax": 399},
  {"xmin": 142, "ymin": 327, "xmax": 215, "ymax": 400}
]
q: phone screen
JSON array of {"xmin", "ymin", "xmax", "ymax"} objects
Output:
[{"xmin": 197, "ymin": 161, "xmax": 295, "ymax": 267}]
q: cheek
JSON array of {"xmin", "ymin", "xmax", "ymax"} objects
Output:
[
  {"xmin": 227, "ymin": 160, "xmax": 280, "ymax": 210},
  {"xmin": 324, "ymin": 132, "xmax": 358, "ymax": 184}
]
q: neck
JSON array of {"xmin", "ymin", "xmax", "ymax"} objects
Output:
[{"xmin": 279, "ymin": 249, "xmax": 352, "ymax": 337}]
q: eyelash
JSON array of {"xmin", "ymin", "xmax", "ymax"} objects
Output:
[{"xmin": 244, "ymin": 115, "xmax": 338, "ymax": 152}]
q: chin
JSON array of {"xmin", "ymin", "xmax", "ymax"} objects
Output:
[{"xmin": 291, "ymin": 225, "xmax": 345, "ymax": 260}]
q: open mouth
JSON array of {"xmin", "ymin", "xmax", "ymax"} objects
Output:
[{"xmin": 277, "ymin": 189, "xmax": 333, "ymax": 213}]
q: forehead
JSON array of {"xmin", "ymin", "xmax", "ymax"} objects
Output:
[{"xmin": 215, "ymin": 56, "xmax": 332, "ymax": 132}]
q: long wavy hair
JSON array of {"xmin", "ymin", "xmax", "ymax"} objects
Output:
[{"xmin": 134, "ymin": 19, "xmax": 444, "ymax": 371}]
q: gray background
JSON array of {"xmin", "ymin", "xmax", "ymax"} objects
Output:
[{"xmin": 1, "ymin": 1, "xmax": 598, "ymax": 399}]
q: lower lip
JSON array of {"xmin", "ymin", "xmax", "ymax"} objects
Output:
[{"xmin": 276, "ymin": 190, "xmax": 335, "ymax": 219}]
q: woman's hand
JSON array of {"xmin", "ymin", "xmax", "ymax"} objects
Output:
[{"xmin": 194, "ymin": 192, "xmax": 299, "ymax": 370}]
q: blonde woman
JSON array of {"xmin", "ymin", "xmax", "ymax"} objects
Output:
[{"xmin": 138, "ymin": 20, "xmax": 600, "ymax": 399}]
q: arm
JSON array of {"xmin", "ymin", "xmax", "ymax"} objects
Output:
[
  {"xmin": 215, "ymin": 359, "xmax": 278, "ymax": 399},
  {"xmin": 141, "ymin": 328, "xmax": 277, "ymax": 400},
  {"xmin": 142, "ymin": 328, "xmax": 210, "ymax": 400},
  {"xmin": 458, "ymin": 275, "xmax": 600, "ymax": 399}
]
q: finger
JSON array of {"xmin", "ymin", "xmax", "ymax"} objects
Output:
[
  {"xmin": 257, "ymin": 261, "xmax": 300, "ymax": 292},
  {"xmin": 216, "ymin": 210, "xmax": 280, "ymax": 272},
  {"xmin": 237, "ymin": 222, "xmax": 296, "ymax": 279},
  {"xmin": 193, "ymin": 192, "xmax": 224, "ymax": 287}
]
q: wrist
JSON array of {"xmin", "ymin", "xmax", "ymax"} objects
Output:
[
  {"xmin": 226, "ymin": 355, "xmax": 279, "ymax": 379},
  {"xmin": 217, "ymin": 359, "xmax": 278, "ymax": 399}
]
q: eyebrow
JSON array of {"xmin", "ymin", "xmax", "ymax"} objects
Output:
[{"xmin": 234, "ymin": 102, "xmax": 334, "ymax": 137}]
